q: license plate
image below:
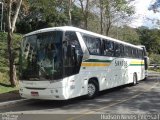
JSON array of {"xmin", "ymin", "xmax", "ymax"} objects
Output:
[{"xmin": 31, "ymin": 91, "xmax": 39, "ymax": 96}]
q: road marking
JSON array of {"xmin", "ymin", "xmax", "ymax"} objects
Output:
[{"xmin": 67, "ymin": 82, "xmax": 159, "ymax": 120}]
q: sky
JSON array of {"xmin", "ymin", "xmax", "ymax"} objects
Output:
[{"xmin": 130, "ymin": 0, "xmax": 160, "ymax": 28}]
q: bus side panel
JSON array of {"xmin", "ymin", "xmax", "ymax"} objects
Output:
[{"xmin": 128, "ymin": 59, "xmax": 145, "ymax": 83}]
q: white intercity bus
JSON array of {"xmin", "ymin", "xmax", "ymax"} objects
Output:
[{"xmin": 19, "ymin": 26, "xmax": 149, "ymax": 100}]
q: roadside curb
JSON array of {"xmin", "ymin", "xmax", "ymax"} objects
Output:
[{"xmin": 0, "ymin": 99, "xmax": 31, "ymax": 109}]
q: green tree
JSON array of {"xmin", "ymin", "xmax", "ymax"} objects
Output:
[
  {"xmin": 16, "ymin": 0, "xmax": 84, "ymax": 33},
  {"xmin": 98, "ymin": 0, "xmax": 135, "ymax": 35},
  {"xmin": 149, "ymin": 53, "xmax": 160, "ymax": 64},
  {"xmin": 137, "ymin": 27, "xmax": 160, "ymax": 54},
  {"xmin": 108, "ymin": 25, "xmax": 140, "ymax": 45},
  {"xmin": 121, "ymin": 26, "xmax": 140, "ymax": 44}
]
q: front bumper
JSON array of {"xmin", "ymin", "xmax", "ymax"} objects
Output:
[{"xmin": 19, "ymin": 87, "xmax": 68, "ymax": 100}]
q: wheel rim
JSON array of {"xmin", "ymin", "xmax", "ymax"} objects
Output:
[{"xmin": 88, "ymin": 83, "xmax": 96, "ymax": 97}]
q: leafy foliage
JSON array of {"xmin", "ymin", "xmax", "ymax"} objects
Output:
[
  {"xmin": 16, "ymin": 0, "xmax": 83, "ymax": 34},
  {"xmin": 98, "ymin": 0, "xmax": 135, "ymax": 35},
  {"xmin": 0, "ymin": 32, "xmax": 8, "ymax": 68},
  {"xmin": 0, "ymin": 32, "xmax": 22, "ymax": 84},
  {"xmin": 137, "ymin": 27, "xmax": 160, "ymax": 54},
  {"xmin": 109, "ymin": 26, "xmax": 140, "ymax": 45},
  {"xmin": 149, "ymin": 53, "xmax": 160, "ymax": 64}
]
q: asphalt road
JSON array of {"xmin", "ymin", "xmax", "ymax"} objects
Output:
[{"xmin": 0, "ymin": 73, "xmax": 160, "ymax": 120}]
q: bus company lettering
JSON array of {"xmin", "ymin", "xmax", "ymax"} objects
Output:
[{"xmin": 115, "ymin": 60, "xmax": 128, "ymax": 67}]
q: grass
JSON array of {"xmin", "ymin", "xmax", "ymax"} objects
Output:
[
  {"xmin": 0, "ymin": 71, "xmax": 19, "ymax": 94},
  {"xmin": 0, "ymin": 85, "xmax": 18, "ymax": 94}
]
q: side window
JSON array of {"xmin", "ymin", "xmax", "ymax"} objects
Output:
[
  {"xmin": 83, "ymin": 35, "xmax": 101, "ymax": 55},
  {"xmin": 132, "ymin": 48, "xmax": 134, "ymax": 58},
  {"xmin": 135, "ymin": 49, "xmax": 138, "ymax": 58},
  {"xmin": 128, "ymin": 47, "xmax": 133, "ymax": 58},
  {"xmin": 114, "ymin": 42, "xmax": 120, "ymax": 57},
  {"xmin": 119, "ymin": 44, "xmax": 124, "ymax": 57},
  {"xmin": 124, "ymin": 46, "xmax": 129, "ymax": 57},
  {"xmin": 141, "ymin": 50, "xmax": 144, "ymax": 59},
  {"xmin": 131, "ymin": 48, "xmax": 134, "ymax": 58},
  {"xmin": 136, "ymin": 49, "xmax": 139, "ymax": 58},
  {"xmin": 103, "ymin": 40, "xmax": 114, "ymax": 57},
  {"xmin": 137, "ymin": 50, "xmax": 140, "ymax": 58},
  {"xmin": 133, "ymin": 48, "xmax": 138, "ymax": 58}
]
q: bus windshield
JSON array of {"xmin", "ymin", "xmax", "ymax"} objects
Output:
[{"xmin": 20, "ymin": 31, "xmax": 63, "ymax": 80}]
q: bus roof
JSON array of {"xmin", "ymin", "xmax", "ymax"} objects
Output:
[{"xmin": 24, "ymin": 26, "xmax": 143, "ymax": 49}]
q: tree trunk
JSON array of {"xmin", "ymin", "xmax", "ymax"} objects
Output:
[
  {"xmin": 68, "ymin": 0, "xmax": 72, "ymax": 25},
  {"xmin": 100, "ymin": 0, "xmax": 103, "ymax": 34},
  {"xmin": 6, "ymin": 0, "xmax": 22, "ymax": 87},
  {"xmin": 79, "ymin": 0, "xmax": 89, "ymax": 30},
  {"xmin": 106, "ymin": 26, "xmax": 110, "ymax": 36},
  {"xmin": 85, "ymin": 0, "xmax": 89, "ymax": 30},
  {"xmin": 106, "ymin": 21, "xmax": 111, "ymax": 36},
  {"xmin": 7, "ymin": 30, "xmax": 16, "ymax": 87},
  {"xmin": 105, "ymin": 14, "xmax": 111, "ymax": 36},
  {"xmin": 84, "ymin": 17, "xmax": 88, "ymax": 30}
]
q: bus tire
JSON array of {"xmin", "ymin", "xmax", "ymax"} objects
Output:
[
  {"xmin": 86, "ymin": 80, "xmax": 99, "ymax": 99},
  {"xmin": 132, "ymin": 73, "xmax": 137, "ymax": 85}
]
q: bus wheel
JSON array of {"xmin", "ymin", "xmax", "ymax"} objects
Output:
[
  {"xmin": 132, "ymin": 73, "xmax": 137, "ymax": 85},
  {"xmin": 86, "ymin": 81, "xmax": 98, "ymax": 99}
]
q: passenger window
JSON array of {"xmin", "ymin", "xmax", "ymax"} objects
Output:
[
  {"xmin": 128, "ymin": 47, "xmax": 132, "ymax": 58},
  {"xmin": 114, "ymin": 43, "xmax": 120, "ymax": 57},
  {"xmin": 141, "ymin": 50, "xmax": 144, "ymax": 58},
  {"xmin": 133, "ymin": 48, "xmax": 137, "ymax": 58},
  {"xmin": 104, "ymin": 40, "xmax": 114, "ymax": 57},
  {"xmin": 124, "ymin": 46, "xmax": 128, "ymax": 57},
  {"xmin": 131, "ymin": 48, "xmax": 134, "ymax": 58},
  {"xmin": 83, "ymin": 35, "xmax": 101, "ymax": 55},
  {"xmin": 119, "ymin": 44, "xmax": 124, "ymax": 57},
  {"xmin": 134, "ymin": 49, "xmax": 137, "ymax": 58}
]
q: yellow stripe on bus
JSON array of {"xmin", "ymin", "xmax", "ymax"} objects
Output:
[
  {"xmin": 81, "ymin": 62, "xmax": 110, "ymax": 67},
  {"xmin": 130, "ymin": 60, "xmax": 144, "ymax": 64}
]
